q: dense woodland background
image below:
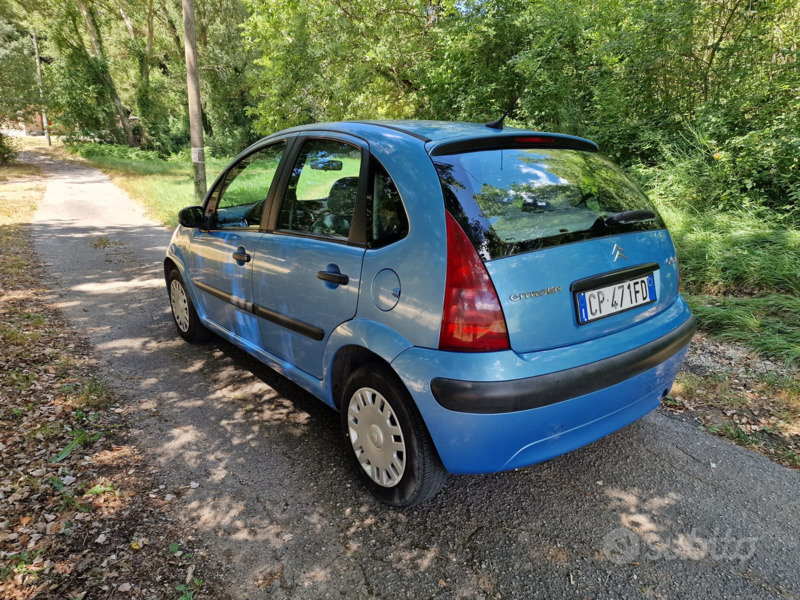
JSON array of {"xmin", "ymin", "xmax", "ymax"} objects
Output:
[{"xmin": 1, "ymin": 0, "xmax": 798, "ymax": 215}]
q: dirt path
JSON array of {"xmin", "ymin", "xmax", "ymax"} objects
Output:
[{"xmin": 29, "ymin": 152, "xmax": 800, "ymax": 599}]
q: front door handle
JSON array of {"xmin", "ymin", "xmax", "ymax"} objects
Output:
[
  {"xmin": 317, "ymin": 271, "xmax": 349, "ymax": 285},
  {"xmin": 232, "ymin": 251, "xmax": 251, "ymax": 263}
]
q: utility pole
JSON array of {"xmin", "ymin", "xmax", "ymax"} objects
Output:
[
  {"xmin": 181, "ymin": 0, "xmax": 206, "ymax": 202},
  {"xmin": 31, "ymin": 30, "xmax": 51, "ymax": 147}
]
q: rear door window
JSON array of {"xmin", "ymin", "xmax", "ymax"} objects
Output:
[
  {"xmin": 277, "ymin": 139, "xmax": 362, "ymax": 239},
  {"xmin": 434, "ymin": 149, "xmax": 665, "ymax": 260}
]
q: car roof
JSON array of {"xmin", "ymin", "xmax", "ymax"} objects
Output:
[{"xmin": 274, "ymin": 120, "xmax": 599, "ymax": 153}]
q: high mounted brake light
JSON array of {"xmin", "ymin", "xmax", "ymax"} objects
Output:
[
  {"xmin": 439, "ymin": 212, "xmax": 510, "ymax": 352},
  {"xmin": 514, "ymin": 136, "xmax": 556, "ymax": 144}
]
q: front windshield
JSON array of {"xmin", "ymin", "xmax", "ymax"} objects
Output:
[{"xmin": 434, "ymin": 149, "xmax": 665, "ymax": 260}]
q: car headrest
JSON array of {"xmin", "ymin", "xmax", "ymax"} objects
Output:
[{"xmin": 327, "ymin": 177, "xmax": 359, "ymax": 215}]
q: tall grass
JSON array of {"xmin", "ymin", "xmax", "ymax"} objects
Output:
[
  {"xmin": 687, "ymin": 295, "xmax": 800, "ymax": 365},
  {"xmin": 633, "ymin": 132, "xmax": 800, "ymax": 365}
]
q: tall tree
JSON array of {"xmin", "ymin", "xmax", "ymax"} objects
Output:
[{"xmin": 75, "ymin": 0, "xmax": 135, "ymax": 146}]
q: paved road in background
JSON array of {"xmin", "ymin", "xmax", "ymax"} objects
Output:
[{"xmin": 30, "ymin": 152, "xmax": 799, "ymax": 599}]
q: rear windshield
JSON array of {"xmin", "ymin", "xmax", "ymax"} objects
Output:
[{"xmin": 433, "ymin": 148, "xmax": 665, "ymax": 260}]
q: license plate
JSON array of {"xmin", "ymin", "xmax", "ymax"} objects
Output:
[{"xmin": 576, "ymin": 274, "xmax": 656, "ymax": 324}]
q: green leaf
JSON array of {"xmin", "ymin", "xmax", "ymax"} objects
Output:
[
  {"xmin": 87, "ymin": 484, "xmax": 114, "ymax": 496},
  {"xmin": 168, "ymin": 542, "xmax": 180, "ymax": 553},
  {"xmin": 53, "ymin": 430, "xmax": 88, "ymax": 462}
]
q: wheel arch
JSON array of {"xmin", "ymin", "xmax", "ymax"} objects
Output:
[{"xmin": 324, "ymin": 320, "xmax": 413, "ymax": 410}]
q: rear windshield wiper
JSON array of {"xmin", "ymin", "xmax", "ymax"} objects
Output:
[{"xmin": 593, "ymin": 209, "xmax": 656, "ymax": 229}]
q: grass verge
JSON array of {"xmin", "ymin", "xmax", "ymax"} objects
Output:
[
  {"xmin": 654, "ymin": 200, "xmax": 800, "ymax": 366},
  {"xmin": 667, "ymin": 361, "xmax": 799, "ymax": 470},
  {"xmin": 686, "ymin": 295, "xmax": 800, "ymax": 365}
]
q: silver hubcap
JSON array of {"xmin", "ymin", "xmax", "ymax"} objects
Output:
[
  {"xmin": 170, "ymin": 279, "xmax": 190, "ymax": 333},
  {"xmin": 347, "ymin": 387, "xmax": 406, "ymax": 488}
]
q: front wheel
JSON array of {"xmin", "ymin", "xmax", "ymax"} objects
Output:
[
  {"xmin": 341, "ymin": 365, "xmax": 447, "ymax": 507},
  {"xmin": 168, "ymin": 268, "xmax": 209, "ymax": 343}
]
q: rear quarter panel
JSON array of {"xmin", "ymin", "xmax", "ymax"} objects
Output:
[{"xmin": 354, "ymin": 131, "xmax": 447, "ymax": 350}]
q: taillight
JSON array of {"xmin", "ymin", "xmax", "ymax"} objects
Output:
[{"xmin": 439, "ymin": 211, "xmax": 510, "ymax": 352}]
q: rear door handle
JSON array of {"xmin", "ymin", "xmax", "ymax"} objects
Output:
[
  {"xmin": 232, "ymin": 251, "xmax": 251, "ymax": 263},
  {"xmin": 317, "ymin": 271, "xmax": 349, "ymax": 285}
]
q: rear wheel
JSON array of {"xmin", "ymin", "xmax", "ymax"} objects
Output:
[
  {"xmin": 341, "ymin": 365, "xmax": 447, "ymax": 507},
  {"xmin": 168, "ymin": 268, "xmax": 209, "ymax": 343}
]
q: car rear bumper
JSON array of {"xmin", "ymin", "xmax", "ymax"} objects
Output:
[
  {"xmin": 430, "ymin": 314, "xmax": 695, "ymax": 414},
  {"xmin": 390, "ymin": 298, "xmax": 694, "ymax": 474}
]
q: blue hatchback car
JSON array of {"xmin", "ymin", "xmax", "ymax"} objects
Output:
[{"xmin": 165, "ymin": 120, "xmax": 695, "ymax": 506}]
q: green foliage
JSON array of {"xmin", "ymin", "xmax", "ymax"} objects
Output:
[
  {"xmin": 0, "ymin": 133, "xmax": 17, "ymax": 165},
  {"xmin": 0, "ymin": 18, "xmax": 38, "ymax": 117},
  {"xmin": 686, "ymin": 294, "xmax": 800, "ymax": 366},
  {"xmin": 11, "ymin": 0, "xmax": 799, "ymax": 362},
  {"xmin": 49, "ymin": 42, "xmax": 120, "ymax": 142},
  {"xmin": 242, "ymin": 0, "xmax": 436, "ymax": 131},
  {"xmin": 68, "ymin": 142, "xmax": 161, "ymax": 162}
]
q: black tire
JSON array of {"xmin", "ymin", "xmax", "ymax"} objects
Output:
[
  {"xmin": 340, "ymin": 365, "xmax": 447, "ymax": 507},
  {"xmin": 167, "ymin": 268, "xmax": 210, "ymax": 343}
]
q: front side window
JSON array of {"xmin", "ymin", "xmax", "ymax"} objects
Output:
[
  {"xmin": 210, "ymin": 142, "xmax": 285, "ymax": 229},
  {"xmin": 277, "ymin": 139, "xmax": 362, "ymax": 239},
  {"xmin": 434, "ymin": 149, "xmax": 665, "ymax": 260}
]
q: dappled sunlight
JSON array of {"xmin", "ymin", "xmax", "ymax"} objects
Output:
[
  {"xmin": 71, "ymin": 277, "xmax": 164, "ymax": 294},
  {"xmin": 604, "ymin": 487, "xmax": 680, "ymax": 546}
]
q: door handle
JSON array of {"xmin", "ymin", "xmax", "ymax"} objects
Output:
[
  {"xmin": 317, "ymin": 271, "xmax": 349, "ymax": 285},
  {"xmin": 232, "ymin": 251, "xmax": 251, "ymax": 263}
]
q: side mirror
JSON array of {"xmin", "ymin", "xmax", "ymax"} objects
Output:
[{"xmin": 178, "ymin": 205, "xmax": 205, "ymax": 228}]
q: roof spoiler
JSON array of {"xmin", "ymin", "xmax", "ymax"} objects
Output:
[{"xmin": 428, "ymin": 134, "xmax": 598, "ymax": 156}]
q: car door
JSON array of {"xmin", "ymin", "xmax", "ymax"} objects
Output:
[
  {"xmin": 188, "ymin": 140, "xmax": 288, "ymax": 344},
  {"xmin": 251, "ymin": 135, "xmax": 368, "ymax": 378}
]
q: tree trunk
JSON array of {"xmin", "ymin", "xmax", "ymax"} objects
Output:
[
  {"xmin": 118, "ymin": 5, "xmax": 136, "ymax": 39},
  {"xmin": 161, "ymin": 0, "xmax": 185, "ymax": 57},
  {"xmin": 182, "ymin": 0, "xmax": 207, "ymax": 202},
  {"xmin": 76, "ymin": 0, "xmax": 136, "ymax": 146},
  {"xmin": 31, "ymin": 30, "xmax": 51, "ymax": 147},
  {"xmin": 145, "ymin": 0, "xmax": 154, "ymax": 81}
]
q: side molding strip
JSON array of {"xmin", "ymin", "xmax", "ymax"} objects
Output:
[{"xmin": 194, "ymin": 280, "xmax": 324, "ymax": 341}]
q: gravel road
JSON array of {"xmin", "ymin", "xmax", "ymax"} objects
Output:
[{"xmin": 30, "ymin": 152, "xmax": 800, "ymax": 600}]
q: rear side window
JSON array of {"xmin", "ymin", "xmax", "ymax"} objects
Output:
[
  {"xmin": 368, "ymin": 159, "xmax": 408, "ymax": 247},
  {"xmin": 434, "ymin": 149, "xmax": 665, "ymax": 260}
]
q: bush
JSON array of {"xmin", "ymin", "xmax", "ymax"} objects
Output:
[{"xmin": 0, "ymin": 133, "xmax": 17, "ymax": 165}]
